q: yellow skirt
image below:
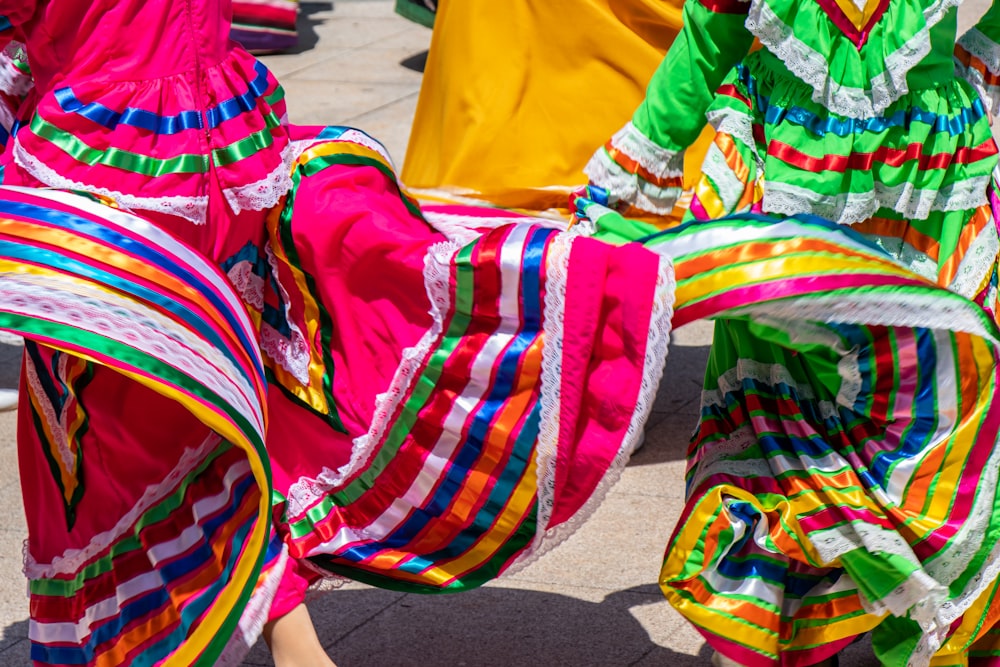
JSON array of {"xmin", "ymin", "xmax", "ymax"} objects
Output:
[{"xmin": 401, "ymin": 0, "xmax": 709, "ymax": 215}]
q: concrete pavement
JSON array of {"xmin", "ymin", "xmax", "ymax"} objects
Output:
[{"xmin": 0, "ymin": 0, "xmax": 991, "ymax": 664}]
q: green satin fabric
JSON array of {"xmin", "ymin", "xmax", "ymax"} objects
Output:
[{"xmin": 631, "ymin": 0, "xmax": 754, "ymax": 152}]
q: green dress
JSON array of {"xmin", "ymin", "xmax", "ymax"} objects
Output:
[{"xmin": 581, "ymin": 0, "xmax": 1000, "ymax": 663}]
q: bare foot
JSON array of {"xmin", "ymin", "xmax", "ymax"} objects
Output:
[{"xmin": 263, "ymin": 603, "xmax": 337, "ymax": 667}]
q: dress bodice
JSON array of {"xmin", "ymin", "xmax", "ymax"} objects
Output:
[
  {"xmin": 18, "ymin": 0, "xmax": 236, "ymax": 91},
  {"xmin": 0, "ymin": 0, "xmax": 293, "ymax": 227}
]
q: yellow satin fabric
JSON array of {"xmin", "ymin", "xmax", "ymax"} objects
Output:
[{"xmin": 401, "ymin": 0, "xmax": 708, "ymax": 213}]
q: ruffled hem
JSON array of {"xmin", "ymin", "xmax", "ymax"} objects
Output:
[
  {"xmin": 12, "ymin": 142, "xmax": 210, "ymax": 224},
  {"xmin": 746, "ymin": 0, "xmax": 961, "ymax": 118},
  {"xmin": 645, "ymin": 215, "xmax": 1000, "ymax": 667},
  {"xmin": 955, "ymin": 31, "xmax": 1000, "ymax": 117},
  {"xmin": 583, "ymin": 122, "xmax": 684, "ymax": 215},
  {"xmin": 8, "ymin": 48, "xmax": 291, "ymax": 224},
  {"xmin": 762, "ymin": 174, "xmax": 992, "ymax": 224},
  {"xmin": 698, "ymin": 56, "xmax": 998, "ymax": 224}
]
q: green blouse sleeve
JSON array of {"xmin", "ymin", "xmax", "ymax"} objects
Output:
[
  {"xmin": 585, "ymin": 0, "xmax": 754, "ymax": 214},
  {"xmin": 633, "ymin": 0, "xmax": 754, "ymax": 150},
  {"xmin": 956, "ymin": 0, "xmax": 1000, "ymax": 116}
]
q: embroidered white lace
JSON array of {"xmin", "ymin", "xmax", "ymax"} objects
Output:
[
  {"xmin": 583, "ymin": 151, "xmax": 682, "ymax": 215},
  {"xmin": 222, "ymin": 142, "xmax": 298, "ymax": 215},
  {"xmin": 763, "ymin": 176, "xmax": 991, "ymax": 225},
  {"xmin": 13, "ymin": 143, "xmax": 211, "ymax": 226},
  {"xmin": 746, "ymin": 0, "xmax": 960, "ymax": 118}
]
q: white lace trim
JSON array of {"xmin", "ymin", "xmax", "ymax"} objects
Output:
[
  {"xmin": 701, "ymin": 358, "xmax": 840, "ymax": 420},
  {"xmin": 422, "ymin": 210, "xmax": 567, "ymax": 247},
  {"xmin": 583, "ymin": 150, "xmax": 681, "ymax": 215},
  {"xmin": 0, "ymin": 97, "xmax": 16, "ymax": 137},
  {"xmin": 335, "ymin": 128, "xmax": 397, "ymax": 169},
  {"xmin": 607, "ymin": 122, "xmax": 685, "ymax": 179},
  {"xmin": 718, "ymin": 290, "xmax": 996, "ymax": 345},
  {"xmin": 12, "ymin": 143, "xmax": 210, "ymax": 226},
  {"xmin": 24, "ymin": 435, "xmax": 222, "ymax": 578},
  {"xmin": 505, "ymin": 233, "xmax": 676, "ymax": 575},
  {"xmin": 226, "ymin": 261, "xmax": 266, "ymax": 312},
  {"xmin": 0, "ymin": 63, "xmax": 30, "ymax": 99},
  {"xmin": 258, "ymin": 243, "xmax": 312, "ymax": 386},
  {"xmin": 950, "ymin": 222, "xmax": 1000, "ymax": 299},
  {"xmin": 955, "ymin": 59, "xmax": 1000, "ymax": 117},
  {"xmin": 762, "ymin": 176, "xmax": 991, "ymax": 225},
  {"xmin": 959, "ymin": 28, "xmax": 1000, "ymax": 77},
  {"xmin": 23, "ymin": 354, "xmax": 76, "ymax": 475},
  {"xmin": 701, "ymin": 142, "xmax": 751, "ymax": 213},
  {"xmin": 215, "ymin": 545, "xmax": 290, "ymax": 667},
  {"xmin": 2, "ymin": 274, "xmax": 263, "ymax": 434},
  {"xmin": 222, "ymin": 141, "xmax": 297, "ymax": 215},
  {"xmin": 811, "ymin": 522, "xmax": 949, "ymax": 649},
  {"xmin": 283, "ymin": 240, "xmax": 462, "ymax": 519},
  {"xmin": 746, "ymin": 0, "xmax": 960, "ymax": 118},
  {"xmin": 707, "ymin": 107, "xmax": 765, "ymax": 172}
]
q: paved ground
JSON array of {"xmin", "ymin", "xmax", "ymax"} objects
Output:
[{"xmin": 0, "ymin": 0, "xmax": 991, "ymax": 664}]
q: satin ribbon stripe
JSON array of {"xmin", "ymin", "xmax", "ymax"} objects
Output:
[
  {"xmin": 812, "ymin": 0, "xmax": 892, "ymax": 47},
  {"xmin": 697, "ymin": 0, "xmax": 752, "ymax": 13},
  {"xmin": 603, "ymin": 143, "xmax": 685, "ymax": 189},
  {"xmin": 296, "ymin": 140, "xmax": 424, "ymax": 219},
  {"xmin": 29, "ymin": 448, "xmax": 258, "ymax": 666},
  {"xmin": 28, "ymin": 112, "xmax": 211, "ymax": 175},
  {"xmin": 51, "ymin": 61, "xmax": 280, "ymax": 134},
  {"xmin": 27, "ymin": 91, "xmax": 286, "ymax": 179},
  {"xmin": 956, "ymin": 44, "xmax": 1000, "ymax": 88},
  {"xmin": 293, "ymin": 226, "xmax": 552, "ymax": 591},
  {"xmin": 258, "ymin": 134, "xmax": 432, "ymax": 427},
  {"xmin": 0, "ymin": 241, "xmax": 256, "ymax": 393},
  {"xmin": 733, "ymin": 63, "xmax": 990, "ymax": 139},
  {"xmin": 767, "ymin": 138, "xmax": 999, "ymax": 173}
]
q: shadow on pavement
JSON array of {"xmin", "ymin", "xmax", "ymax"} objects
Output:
[
  {"xmin": 0, "ymin": 339, "xmax": 20, "ymax": 392},
  {"xmin": 0, "ymin": 619, "xmax": 27, "ymax": 663},
  {"xmin": 627, "ymin": 342, "xmax": 711, "ymax": 467},
  {"xmin": 295, "ymin": 1, "xmax": 336, "ymax": 53},
  {"xmin": 242, "ymin": 583, "xmax": 713, "ymax": 666},
  {"xmin": 400, "ymin": 50, "xmax": 428, "ymax": 73}
]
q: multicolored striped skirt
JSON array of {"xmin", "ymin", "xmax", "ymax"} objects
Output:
[{"xmin": 574, "ymin": 192, "xmax": 1000, "ymax": 666}]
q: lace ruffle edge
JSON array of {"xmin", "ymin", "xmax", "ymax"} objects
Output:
[
  {"xmin": 24, "ymin": 435, "xmax": 223, "ymax": 578},
  {"xmin": 504, "ymin": 236, "xmax": 676, "ymax": 576},
  {"xmin": 746, "ymin": 0, "xmax": 960, "ymax": 118},
  {"xmin": 762, "ymin": 176, "xmax": 991, "ymax": 225},
  {"xmin": 12, "ymin": 143, "xmax": 210, "ymax": 225},
  {"xmin": 959, "ymin": 28, "xmax": 1000, "ymax": 76},
  {"xmin": 956, "ymin": 29, "xmax": 1000, "ymax": 115},
  {"xmin": 583, "ymin": 150, "xmax": 681, "ymax": 216},
  {"xmin": 222, "ymin": 141, "xmax": 297, "ymax": 215}
]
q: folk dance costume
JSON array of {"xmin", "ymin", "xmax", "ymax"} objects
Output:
[
  {"xmin": 584, "ymin": 0, "xmax": 1000, "ymax": 663},
  {"xmin": 3, "ymin": 2, "xmax": 1000, "ymax": 667}
]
